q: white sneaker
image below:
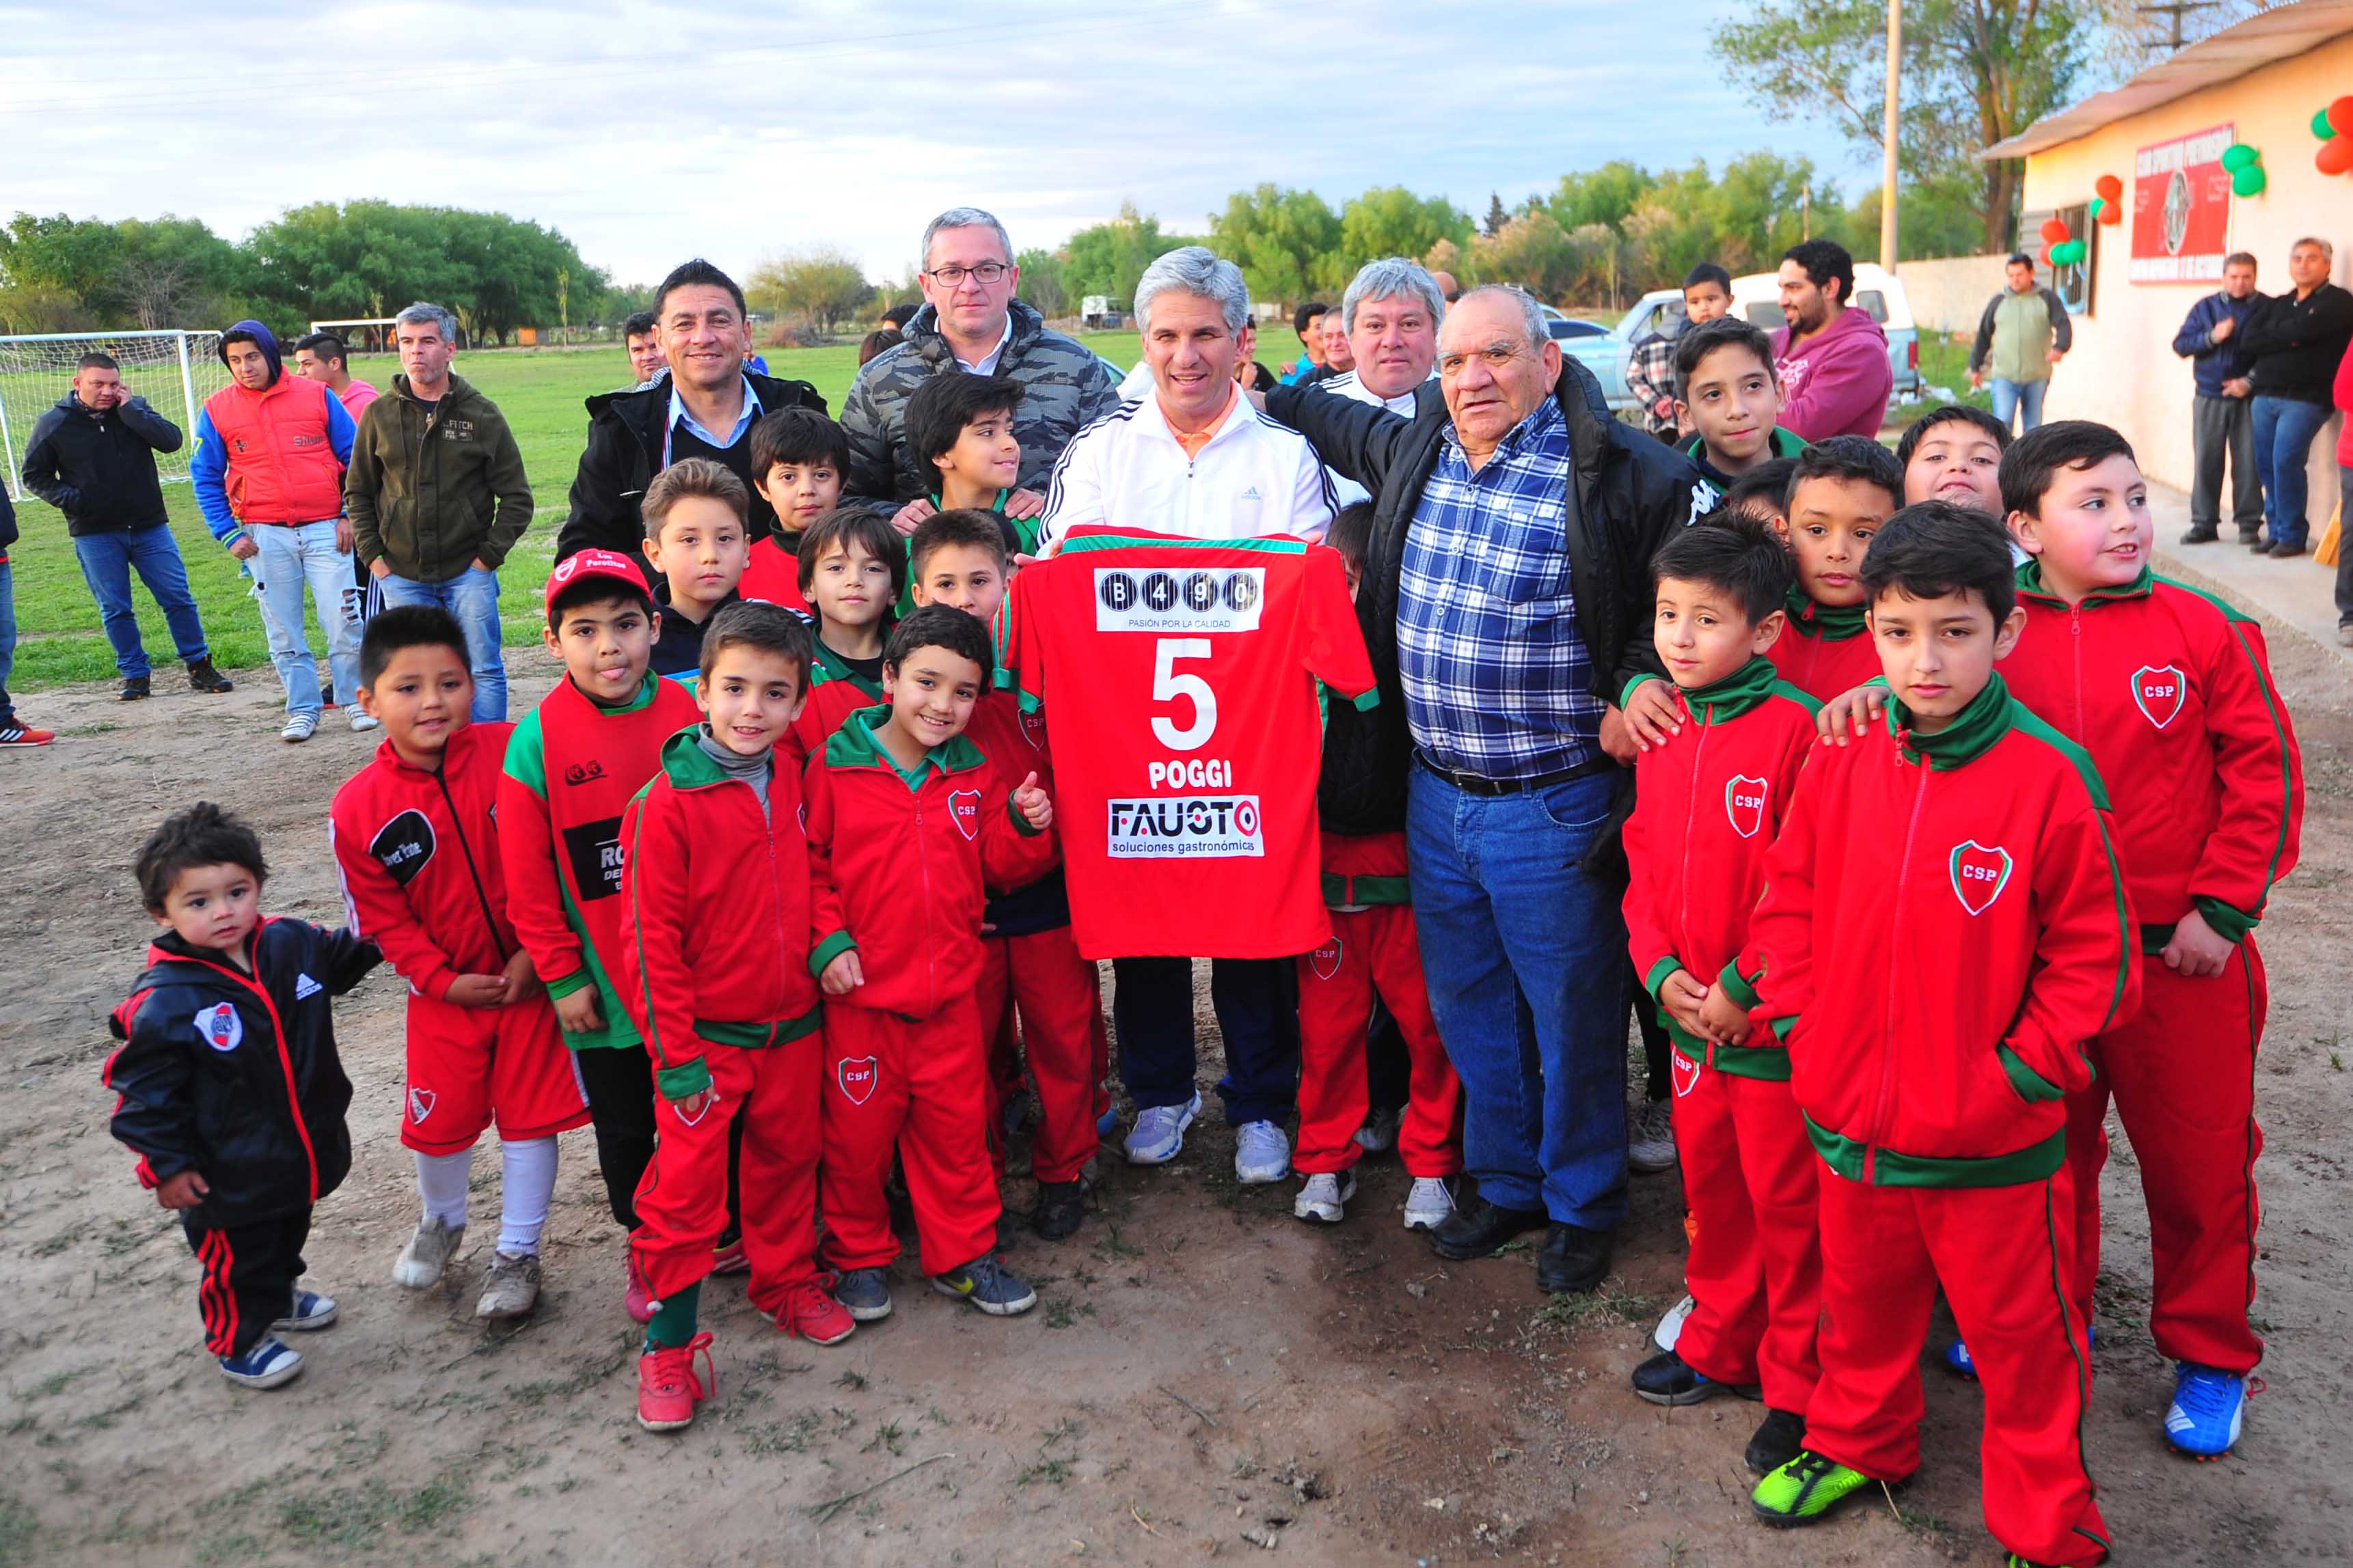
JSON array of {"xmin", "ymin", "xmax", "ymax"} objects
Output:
[
  {"xmin": 280, "ymin": 711, "xmax": 320, "ymax": 743},
  {"xmin": 1402, "ymin": 1176, "xmax": 1456, "ymax": 1231},
  {"xmin": 394, "ymin": 1217, "xmax": 465, "ymax": 1288},
  {"xmin": 1628, "ymin": 1099, "xmax": 1677, "ymax": 1174},
  {"xmin": 351, "ymin": 710, "xmax": 381, "ymax": 733},
  {"xmin": 1124, "ymin": 1090, "xmax": 1201, "ymax": 1165},
  {"xmin": 1654, "ymin": 1293, "xmax": 1695, "ymax": 1352},
  {"xmin": 1292, "ymin": 1170, "xmax": 1356, "ymax": 1223},
  {"xmin": 1353, "ymin": 1106, "xmax": 1400, "ymax": 1155},
  {"xmin": 476, "ymin": 1251, "xmax": 541, "ymax": 1320},
  {"xmin": 1233, "ymin": 1120, "xmax": 1290, "ymax": 1185}
]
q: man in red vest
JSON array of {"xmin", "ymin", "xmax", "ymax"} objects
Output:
[{"xmin": 193, "ymin": 320, "xmax": 359, "ymax": 742}]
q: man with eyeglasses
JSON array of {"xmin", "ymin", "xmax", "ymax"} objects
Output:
[
  {"xmin": 841, "ymin": 206, "xmax": 1124, "ymax": 535},
  {"xmin": 1262, "ymin": 286, "xmax": 1708, "ymax": 1298}
]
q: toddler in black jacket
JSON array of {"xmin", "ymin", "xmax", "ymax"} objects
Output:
[{"xmin": 104, "ymin": 803, "xmax": 379, "ymax": 1388}]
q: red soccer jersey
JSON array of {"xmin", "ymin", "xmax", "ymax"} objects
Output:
[
  {"xmin": 1767, "ymin": 599, "xmax": 1883, "ymax": 704},
  {"xmin": 996, "ymin": 525, "xmax": 1377, "ymax": 959},
  {"xmin": 739, "ymin": 536, "xmax": 811, "ymax": 616}
]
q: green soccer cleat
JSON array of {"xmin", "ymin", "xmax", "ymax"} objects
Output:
[{"xmin": 1750, "ymin": 1449, "xmax": 1877, "ymax": 1526}]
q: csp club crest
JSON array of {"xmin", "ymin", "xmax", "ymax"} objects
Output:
[
  {"xmin": 1724, "ymin": 775, "xmax": 1769, "ymax": 839},
  {"xmin": 1949, "ymin": 841, "xmax": 2013, "ymax": 916},
  {"xmin": 2131, "ymin": 665, "xmax": 2186, "ymax": 730},
  {"xmin": 837, "ymin": 1056, "xmax": 880, "ymax": 1106},
  {"xmin": 947, "ymin": 789, "xmax": 981, "ymax": 841},
  {"xmin": 1309, "ymin": 938, "xmax": 1343, "ymax": 981}
]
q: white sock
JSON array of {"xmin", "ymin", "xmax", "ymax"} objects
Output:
[
  {"xmin": 416, "ymin": 1148, "xmax": 472, "ymax": 1229},
  {"xmin": 498, "ymin": 1136, "xmax": 559, "ymax": 1257}
]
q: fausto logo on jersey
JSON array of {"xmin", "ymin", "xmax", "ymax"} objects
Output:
[
  {"xmin": 1106, "ymin": 795, "xmax": 1265, "ymax": 858},
  {"xmin": 1096, "ymin": 566, "xmax": 1264, "ymax": 633}
]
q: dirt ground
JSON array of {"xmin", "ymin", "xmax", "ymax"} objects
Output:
[{"xmin": 3, "ymin": 624, "xmax": 2350, "ymax": 1567}]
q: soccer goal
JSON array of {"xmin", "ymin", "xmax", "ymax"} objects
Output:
[{"xmin": 0, "ymin": 329, "xmax": 229, "ymax": 503}]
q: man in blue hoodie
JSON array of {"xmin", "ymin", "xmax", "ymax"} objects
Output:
[
  {"xmin": 191, "ymin": 321, "xmax": 359, "ymax": 742},
  {"xmin": 2171, "ymin": 251, "xmax": 2263, "ymax": 545}
]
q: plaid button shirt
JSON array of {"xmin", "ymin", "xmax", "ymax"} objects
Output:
[
  {"xmin": 1624, "ymin": 332, "xmax": 1678, "ymax": 436},
  {"xmin": 1398, "ymin": 398, "xmax": 1603, "ymax": 780}
]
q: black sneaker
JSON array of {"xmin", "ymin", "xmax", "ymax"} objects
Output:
[
  {"xmin": 1428, "ymin": 1192, "xmax": 1548, "ymax": 1261},
  {"xmin": 1746, "ymin": 1407, "xmax": 1808, "ymax": 1475},
  {"xmin": 2178, "ymin": 526, "xmax": 2218, "ymax": 545},
  {"xmin": 2246, "ymin": 533, "xmax": 2273, "ymax": 552},
  {"xmin": 1033, "ymin": 1179, "xmax": 1085, "ymax": 1241},
  {"xmin": 1631, "ymin": 1348, "xmax": 1750, "ymax": 1406},
  {"xmin": 2266, "ymin": 538, "xmax": 2307, "ymax": 560},
  {"xmin": 1536, "ymin": 1222, "xmax": 1612, "ymax": 1294},
  {"xmin": 832, "ymin": 1266, "xmax": 894, "ymax": 1322},
  {"xmin": 931, "ymin": 1251, "xmax": 1037, "ymax": 1316},
  {"xmin": 186, "ymin": 659, "xmax": 233, "ymax": 693},
  {"xmin": 120, "ymin": 676, "xmax": 151, "ymax": 702}
]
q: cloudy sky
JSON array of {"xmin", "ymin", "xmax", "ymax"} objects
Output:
[{"xmin": 1, "ymin": 0, "xmax": 1873, "ymax": 286}]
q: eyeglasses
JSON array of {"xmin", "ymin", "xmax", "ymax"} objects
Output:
[{"xmin": 926, "ymin": 262, "xmax": 1010, "ymax": 286}]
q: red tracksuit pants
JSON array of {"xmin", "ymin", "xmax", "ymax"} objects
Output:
[
  {"xmin": 1294, "ymin": 905, "xmax": 1463, "ymax": 1177},
  {"xmin": 1665, "ymin": 1056, "xmax": 1821, "ymax": 1414},
  {"xmin": 630, "ymin": 1032, "xmax": 822, "ymax": 1316},
  {"xmin": 821, "ymin": 998, "xmax": 1000, "ymax": 1276},
  {"xmin": 977, "ymin": 927, "xmax": 1105, "ymax": 1186},
  {"xmin": 2066, "ymin": 941, "xmax": 2266, "ymax": 1372},
  {"xmin": 400, "ymin": 991, "xmax": 590, "ymax": 1156},
  {"xmin": 1810, "ymin": 1166, "xmax": 2108, "ymax": 1567}
]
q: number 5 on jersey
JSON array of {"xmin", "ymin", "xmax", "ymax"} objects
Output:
[{"xmin": 1152, "ymin": 638, "xmax": 1217, "ymax": 750}]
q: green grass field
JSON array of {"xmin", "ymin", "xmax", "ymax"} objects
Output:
[{"xmin": 2, "ymin": 332, "xmax": 1147, "ymax": 693}]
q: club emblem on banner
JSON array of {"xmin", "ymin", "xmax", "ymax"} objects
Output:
[{"xmin": 1949, "ymin": 841, "xmax": 2014, "ymax": 916}]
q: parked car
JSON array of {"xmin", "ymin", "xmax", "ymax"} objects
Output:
[
  {"xmin": 1728, "ymin": 264, "xmax": 1921, "ymax": 403},
  {"xmin": 1538, "ymin": 303, "xmax": 1635, "ymax": 410}
]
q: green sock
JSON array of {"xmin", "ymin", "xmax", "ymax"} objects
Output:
[{"xmin": 646, "ymin": 1280, "xmax": 701, "ymax": 1349}]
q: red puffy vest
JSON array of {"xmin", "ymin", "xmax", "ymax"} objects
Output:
[{"xmin": 202, "ymin": 375, "xmax": 346, "ymax": 524}]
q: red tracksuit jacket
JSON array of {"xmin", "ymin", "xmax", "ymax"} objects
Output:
[
  {"xmin": 2007, "ymin": 564, "xmax": 2302, "ymax": 946},
  {"xmin": 962, "ymin": 687, "xmax": 1071, "ymax": 934},
  {"xmin": 804, "ymin": 706, "xmax": 1055, "ymax": 1020},
  {"xmin": 1769, "ymin": 592, "xmax": 1883, "ymax": 703},
  {"xmin": 1620, "ymin": 659, "xmax": 1820, "ymax": 1078},
  {"xmin": 330, "ymin": 723, "xmax": 521, "ymax": 1000},
  {"xmin": 1728, "ymin": 675, "xmax": 2140, "ymax": 1185},
  {"xmin": 619, "ymin": 728, "xmax": 825, "ymax": 1101},
  {"xmin": 787, "ymin": 644, "xmax": 884, "ymax": 757}
]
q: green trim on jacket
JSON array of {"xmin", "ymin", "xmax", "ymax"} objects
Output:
[{"xmin": 1808, "ymin": 1114, "xmax": 2067, "ymax": 1189}]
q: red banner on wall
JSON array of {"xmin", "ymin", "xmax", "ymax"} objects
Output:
[{"xmin": 2131, "ymin": 124, "xmax": 2233, "ymax": 284}]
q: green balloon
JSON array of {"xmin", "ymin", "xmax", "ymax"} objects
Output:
[
  {"xmin": 2318, "ymin": 109, "xmax": 2337, "ymax": 139},
  {"xmin": 2061, "ymin": 239, "xmax": 2089, "ymax": 265},
  {"xmin": 2221, "ymin": 143, "xmax": 2256, "ymax": 171},
  {"xmin": 2233, "ymin": 165, "xmax": 2267, "ymax": 197}
]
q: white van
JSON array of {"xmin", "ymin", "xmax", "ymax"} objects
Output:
[{"xmin": 1726, "ymin": 263, "xmax": 1922, "ymax": 402}]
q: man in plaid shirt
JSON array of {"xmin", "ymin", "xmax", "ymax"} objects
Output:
[{"xmin": 1264, "ymin": 286, "xmax": 1709, "ymax": 1297}]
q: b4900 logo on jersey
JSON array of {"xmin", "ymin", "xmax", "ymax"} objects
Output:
[
  {"xmin": 1096, "ymin": 567, "xmax": 1264, "ymax": 633},
  {"xmin": 1107, "ymin": 795, "xmax": 1265, "ymax": 857}
]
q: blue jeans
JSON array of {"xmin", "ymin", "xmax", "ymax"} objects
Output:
[
  {"xmin": 71, "ymin": 524, "xmax": 212, "ymax": 680},
  {"xmin": 1989, "ymin": 376, "xmax": 2048, "ymax": 434},
  {"xmin": 379, "ymin": 567, "xmax": 508, "ymax": 721},
  {"xmin": 1112, "ymin": 956, "xmax": 1299, "ymax": 1126},
  {"xmin": 0, "ymin": 557, "xmax": 16, "ymax": 724},
  {"xmin": 252, "ymin": 521, "xmax": 360, "ymax": 715},
  {"xmin": 1408, "ymin": 764, "xmax": 1629, "ymax": 1230},
  {"xmin": 2250, "ymin": 396, "xmax": 2332, "ymax": 549}
]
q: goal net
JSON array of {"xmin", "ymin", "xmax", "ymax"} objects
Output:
[{"xmin": 0, "ymin": 330, "xmax": 230, "ymax": 502}]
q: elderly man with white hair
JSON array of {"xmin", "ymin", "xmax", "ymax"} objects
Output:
[{"xmin": 1037, "ymin": 245, "xmax": 1335, "ymax": 1190}]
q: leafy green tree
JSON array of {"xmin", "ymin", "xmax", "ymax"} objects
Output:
[
  {"xmin": 1471, "ymin": 211, "xmax": 1579, "ymax": 303},
  {"xmin": 1208, "ymin": 185, "xmax": 1340, "ymax": 306},
  {"xmin": 1482, "ymin": 193, "xmax": 1510, "ymax": 239},
  {"xmin": 1713, "ymin": 0, "xmax": 2091, "ymax": 253},
  {"xmin": 1331, "ymin": 188, "xmax": 1469, "ymax": 289},
  {"xmin": 1548, "ymin": 161, "xmax": 1657, "ymax": 232},
  {"xmin": 748, "ymin": 247, "xmax": 875, "ymax": 333},
  {"xmin": 1061, "ymin": 203, "xmax": 1193, "ymax": 303},
  {"xmin": 1015, "ymin": 248, "xmax": 1070, "ymax": 318}
]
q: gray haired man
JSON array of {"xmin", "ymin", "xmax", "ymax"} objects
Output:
[
  {"xmin": 840, "ymin": 206, "xmax": 1124, "ymax": 533},
  {"xmin": 1323, "ymin": 258, "xmax": 1444, "ymax": 414},
  {"xmin": 343, "ymin": 301, "xmax": 535, "ymax": 719}
]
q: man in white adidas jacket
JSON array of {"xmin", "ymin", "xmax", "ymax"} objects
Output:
[
  {"xmin": 1036, "ymin": 245, "xmax": 1331, "ymax": 1194},
  {"xmin": 1038, "ymin": 246, "xmax": 1334, "ymax": 548}
]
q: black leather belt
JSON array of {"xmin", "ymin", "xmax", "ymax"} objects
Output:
[{"xmin": 1415, "ymin": 750, "xmax": 1614, "ymax": 796}]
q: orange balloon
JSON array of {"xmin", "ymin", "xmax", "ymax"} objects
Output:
[
  {"xmin": 2098, "ymin": 203, "xmax": 2122, "ymax": 224},
  {"xmin": 2042, "ymin": 245, "xmax": 2058, "ymax": 268},
  {"xmin": 2095, "ymin": 174, "xmax": 2123, "ymax": 200},
  {"xmin": 2319, "ymin": 135, "xmax": 2353, "ymax": 176},
  {"xmin": 2039, "ymin": 217, "xmax": 2069, "ymax": 243},
  {"xmin": 2329, "ymin": 96, "xmax": 2353, "ymax": 136}
]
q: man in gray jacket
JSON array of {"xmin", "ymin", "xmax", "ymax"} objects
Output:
[
  {"xmin": 1968, "ymin": 254, "xmax": 2072, "ymax": 434},
  {"xmin": 840, "ymin": 207, "xmax": 1123, "ymax": 535}
]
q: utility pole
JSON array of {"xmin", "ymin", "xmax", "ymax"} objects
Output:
[{"xmin": 1880, "ymin": 0, "xmax": 1901, "ymax": 272}]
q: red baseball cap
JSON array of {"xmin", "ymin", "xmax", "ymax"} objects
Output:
[{"xmin": 543, "ymin": 549, "xmax": 649, "ymax": 615}]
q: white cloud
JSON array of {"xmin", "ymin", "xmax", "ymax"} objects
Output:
[{"xmin": 0, "ymin": 0, "xmax": 1872, "ymax": 284}]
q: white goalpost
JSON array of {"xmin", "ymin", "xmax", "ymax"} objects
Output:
[{"xmin": 0, "ymin": 329, "xmax": 229, "ymax": 502}]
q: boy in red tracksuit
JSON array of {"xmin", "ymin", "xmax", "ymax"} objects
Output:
[
  {"xmin": 2002, "ymin": 422, "xmax": 2299, "ymax": 1457},
  {"xmin": 498, "ymin": 549, "xmax": 701, "ymax": 1322},
  {"xmin": 907, "ymin": 508, "xmax": 1106, "ymax": 1242},
  {"xmin": 1290, "ymin": 501, "xmax": 1462, "ymax": 1233},
  {"xmin": 806, "ymin": 605, "xmax": 1057, "ymax": 1323},
  {"xmin": 1618, "ymin": 513, "xmax": 1821, "ymax": 1481},
  {"xmin": 621, "ymin": 603, "xmax": 849, "ymax": 1435},
  {"xmin": 1719, "ymin": 501, "xmax": 2138, "ymax": 1567},
  {"xmin": 787, "ymin": 508, "xmax": 901, "ymax": 756},
  {"xmin": 331, "ymin": 606, "xmax": 588, "ymax": 1326}
]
